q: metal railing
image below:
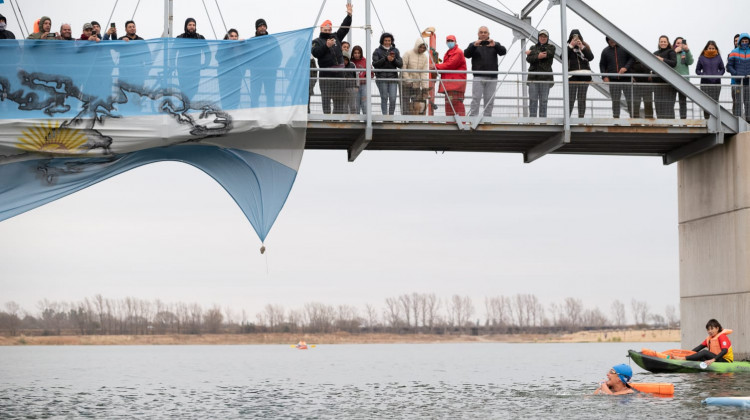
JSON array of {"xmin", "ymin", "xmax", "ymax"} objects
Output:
[{"xmin": 307, "ymin": 68, "xmax": 750, "ymax": 126}]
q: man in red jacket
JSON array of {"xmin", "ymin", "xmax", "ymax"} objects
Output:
[{"xmin": 434, "ymin": 35, "xmax": 467, "ymax": 117}]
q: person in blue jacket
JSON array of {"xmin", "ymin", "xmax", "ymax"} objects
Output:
[{"xmin": 727, "ymin": 33, "xmax": 750, "ymax": 121}]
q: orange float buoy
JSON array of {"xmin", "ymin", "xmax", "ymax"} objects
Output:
[{"xmin": 630, "ymin": 382, "xmax": 674, "ymax": 395}]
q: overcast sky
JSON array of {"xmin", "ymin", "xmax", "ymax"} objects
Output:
[{"xmin": 0, "ymin": 0, "xmax": 745, "ymax": 323}]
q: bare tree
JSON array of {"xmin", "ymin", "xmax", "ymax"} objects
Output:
[
  {"xmin": 449, "ymin": 295, "xmax": 474, "ymax": 332},
  {"xmin": 560, "ymin": 297, "xmax": 584, "ymax": 329},
  {"xmin": 665, "ymin": 305, "xmax": 679, "ymax": 328},
  {"xmin": 203, "ymin": 305, "xmax": 224, "ymax": 333},
  {"xmin": 610, "ymin": 300, "xmax": 626, "ymax": 327},
  {"xmin": 383, "ymin": 297, "xmax": 403, "ymax": 330},
  {"xmin": 630, "ymin": 299, "xmax": 650, "ymax": 326},
  {"xmin": 398, "ymin": 294, "xmax": 412, "ymax": 329},
  {"xmin": 582, "ymin": 307, "xmax": 609, "ymax": 328},
  {"xmin": 3, "ymin": 301, "xmax": 22, "ymax": 336},
  {"xmin": 363, "ymin": 304, "xmax": 379, "ymax": 332},
  {"xmin": 423, "ymin": 293, "xmax": 440, "ymax": 332}
]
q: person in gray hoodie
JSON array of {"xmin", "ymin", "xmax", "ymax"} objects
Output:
[{"xmin": 27, "ymin": 16, "xmax": 56, "ymax": 39}]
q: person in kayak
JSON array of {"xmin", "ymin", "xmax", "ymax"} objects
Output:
[
  {"xmin": 674, "ymin": 319, "xmax": 733, "ymax": 365},
  {"xmin": 594, "ymin": 364, "xmax": 635, "ymax": 395}
]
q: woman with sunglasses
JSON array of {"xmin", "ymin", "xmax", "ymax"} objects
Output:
[{"xmin": 594, "ymin": 364, "xmax": 635, "ymax": 395}]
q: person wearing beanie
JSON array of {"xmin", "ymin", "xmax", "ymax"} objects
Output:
[
  {"xmin": 27, "ymin": 16, "xmax": 56, "ymax": 40},
  {"xmin": 728, "ymin": 33, "xmax": 750, "ymax": 121},
  {"xmin": 174, "ymin": 18, "xmax": 211, "ymax": 101},
  {"xmin": 250, "ymin": 18, "xmax": 281, "ymax": 107},
  {"xmin": 525, "ymin": 29, "xmax": 555, "ymax": 118},
  {"xmin": 464, "ymin": 26, "xmax": 506, "ymax": 117},
  {"xmin": 434, "ymin": 35, "xmax": 467, "ymax": 117},
  {"xmin": 255, "ymin": 19, "xmax": 268, "ymax": 37},
  {"xmin": 372, "ymin": 32, "xmax": 403, "ymax": 115},
  {"xmin": 594, "ymin": 364, "xmax": 634, "ymax": 395},
  {"xmin": 0, "ymin": 14, "xmax": 16, "ymax": 39},
  {"xmin": 312, "ymin": 2, "xmax": 353, "ymax": 114},
  {"xmin": 566, "ymin": 29, "xmax": 594, "ymax": 118},
  {"xmin": 695, "ymin": 41, "xmax": 725, "ymax": 119}
]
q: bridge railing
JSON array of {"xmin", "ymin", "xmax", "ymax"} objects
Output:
[{"xmin": 308, "ymin": 68, "xmax": 748, "ymax": 125}]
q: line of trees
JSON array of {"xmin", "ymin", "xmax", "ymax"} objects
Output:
[{"xmin": 0, "ymin": 294, "xmax": 679, "ymax": 337}]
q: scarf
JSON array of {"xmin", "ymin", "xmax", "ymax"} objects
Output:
[{"xmin": 703, "ymin": 50, "xmax": 718, "ymax": 58}]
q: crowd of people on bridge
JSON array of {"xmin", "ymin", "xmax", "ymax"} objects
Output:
[{"xmin": 2, "ymin": 5, "xmax": 749, "ymax": 122}]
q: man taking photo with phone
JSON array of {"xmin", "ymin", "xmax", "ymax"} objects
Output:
[{"xmin": 464, "ymin": 26, "xmax": 506, "ymax": 117}]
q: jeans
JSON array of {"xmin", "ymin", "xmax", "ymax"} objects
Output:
[
  {"xmin": 357, "ymin": 84, "xmax": 367, "ymax": 114},
  {"xmin": 470, "ymin": 76, "xmax": 498, "ymax": 117},
  {"xmin": 376, "ymin": 79, "xmax": 398, "ymax": 115},
  {"xmin": 528, "ymin": 82, "xmax": 552, "ymax": 117}
]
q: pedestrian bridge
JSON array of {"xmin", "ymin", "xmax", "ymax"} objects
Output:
[{"xmin": 306, "ymin": 71, "xmax": 736, "ymax": 164}]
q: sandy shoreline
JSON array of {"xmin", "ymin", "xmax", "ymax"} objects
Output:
[{"xmin": 0, "ymin": 329, "xmax": 679, "ymax": 346}]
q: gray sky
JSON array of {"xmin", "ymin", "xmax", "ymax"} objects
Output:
[{"xmin": 0, "ymin": 0, "xmax": 744, "ymax": 323}]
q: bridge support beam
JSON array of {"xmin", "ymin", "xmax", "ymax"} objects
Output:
[{"xmin": 678, "ymin": 131, "xmax": 750, "ymax": 360}]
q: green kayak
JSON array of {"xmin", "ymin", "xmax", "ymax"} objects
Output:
[{"xmin": 628, "ymin": 350, "xmax": 750, "ymax": 373}]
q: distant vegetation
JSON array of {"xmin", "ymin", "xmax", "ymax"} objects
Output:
[{"xmin": 0, "ymin": 295, "xmax": 679, "ymax": 337}]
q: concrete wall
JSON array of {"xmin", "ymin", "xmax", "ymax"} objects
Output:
[{"xmin": 678, "ymin": 131, "xmax": 750, "ymax": 360}]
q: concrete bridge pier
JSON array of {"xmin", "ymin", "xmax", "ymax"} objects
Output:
[{"xmin": 679, "ymin": 131, "xmax": 750, "ymax": 360}]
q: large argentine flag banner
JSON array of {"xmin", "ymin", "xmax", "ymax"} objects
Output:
[{"xmin": 0, "ymin": 29, "xmax": 313, "ymax": 242}]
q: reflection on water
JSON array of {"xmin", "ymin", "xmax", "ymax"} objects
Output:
[{"xmin": 1, "ymin": 342, "xmax": 748, "ymax": 418}]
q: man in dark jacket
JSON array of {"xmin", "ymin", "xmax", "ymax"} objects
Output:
[
  {"xmin": 599, "ymin": 37, "xmax": 634, "ymax": 118},
  {"xmin": 464, "ymin": 26, "xmax": 506, "ymax": 117},
  {"xmin": 526, "ymin": 29, "xmax": 555, "ymax": 118},
  {"xmin": 629, "ymin": 59, "xmax": 654, "ymax": 118},
  {"xmin": 312, "ymin": 3, "xmax": 352, "ymax": 114},
  {"xmin": 0, "ymin": 14, "xmax": 16, "ymax": 39},
  {"xmin": 251, "ymin": 18, "xmax": 281, "ymax": 107},
  {"xmin": 175, "ymin": 18, "xmax": 211, "ymax": 102}
]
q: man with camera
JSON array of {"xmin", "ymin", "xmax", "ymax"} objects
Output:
[
  {"xmin": 312, "ymin": 2, "xmax": 353, "ymax": 114},
  {"xmin": 464, "ymin": 26, "xmax": 507, "ymax": 118},
  {"xmin": 526, "ymin": 29, "xmax": 556, "ymax": 118}
]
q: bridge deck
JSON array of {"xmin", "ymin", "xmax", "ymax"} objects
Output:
[{"xmin": 306, "ymin": 118, "xmax": 710, "ymax": 158}]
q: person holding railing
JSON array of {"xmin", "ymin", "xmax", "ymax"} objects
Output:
[
  {"xmin": 433, "ymin": 35, "xmax": 467, "ymax": 117},
  {"xmin": 372, "ymin": 32, "xmax": 403, "ymax": 116},
  {"xmin": 695, "ymin": 41, "xmax": 725, "ymax": 120},
  {"xmin": 673, "ymin": 38, "xmax": 694, "ymax": 119},
  {"xmin": 727, "ymin": 33, "xmax": 750, "ymax": 122},
  {"xmin": 566, "ymin": 30, "xmax": 594, "ymax": 118},
  {"xmin": 599, "ymin": 37, "xmax": 633, "ymax": 118},
  {"xmin": 402, "ymin": 38, "xmax": 430, "ymax": 115},
  {"xmin": 652, "ymin": 35, "xmax": 677, "ymax": 119},
  {"xmin": 525, "ymin": 29, "xmax": 555, "ymax": 118},
  {"xmin": 463, "ymin": 26, "xmax": 506, "ymax": 118}
]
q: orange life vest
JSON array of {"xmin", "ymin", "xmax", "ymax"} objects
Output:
[{"xmin": 706, "ymin": 329, "xmax": 733, "ymax": 362}]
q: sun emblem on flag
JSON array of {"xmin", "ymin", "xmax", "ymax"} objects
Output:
[{"xmin": 17, "ymin": 121, "xmax": 88, "ymax": 154}]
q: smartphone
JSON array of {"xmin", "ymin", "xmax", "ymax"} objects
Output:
[
  {"xmin": 111, "ymin": 23, "xmax": 116, "ymax": 28},
  {"xmin": 389, "ymin": 51, "xmax": 395, "ymax": 56},
  {"xmin": 480, "ymin": 40, "xmax": 489, "ymax": 46}
]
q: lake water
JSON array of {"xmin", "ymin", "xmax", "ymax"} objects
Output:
[{"xmin": 1, "ymin": 342, "xmax": 748, "ymax": 418}]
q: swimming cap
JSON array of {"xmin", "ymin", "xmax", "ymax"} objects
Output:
[{"xmin": 612, "ymin": 364, "xmax": 632, "ymax": 385}]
